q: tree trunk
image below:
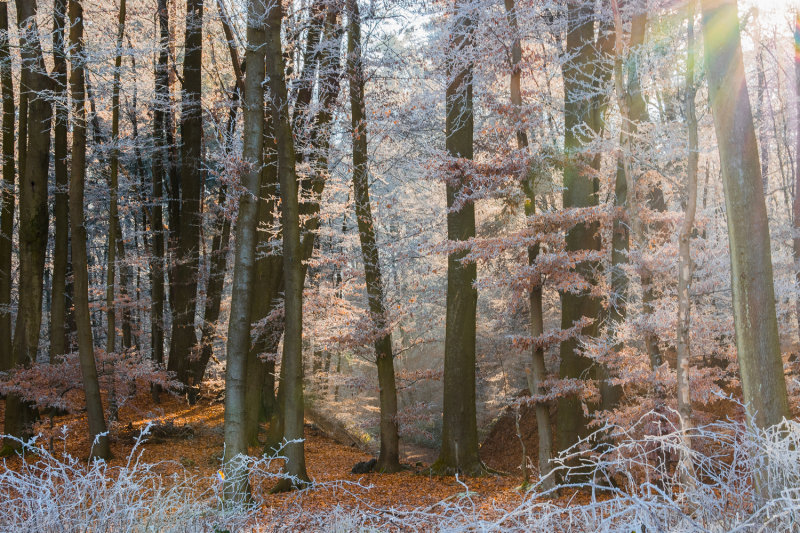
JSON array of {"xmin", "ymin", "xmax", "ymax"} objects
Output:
[
  {"xmin": 701, "ymin": 0, "xmax": 789, "ymax": 429},
  {"xmin": 190, "ymin": 184, "xmax": 232, "ymax": 398},
  {"xmin": 267, "ymin": 0, "xmax": 310, "ymax": 491},
  {"xmin": 555, "ymin": 0, "xmax": 606, "ymax": 465},
  {"xmin": 68, "ymin": 0, "xmax": 110, "ymax": 461},
  {"xmin": 188, "ymin": 0, "xmax": 244, "ymax": 397},
  {"xmin": 188, "ymin": 82, "xmax": 238, "ymax": 402},
  {"xmin": 222, "ymin": 0, "xmax": 267, "ymax": 502},
  {"xmin": 243, "ymin": 113, "xmax": 281, "ymax": 445},
  {"xmin": 793, "ymin": 11, "xmax": 800, "ymax": 341},
  {"xmin": 0, "ymin": 0, "xmax": 13, "ymax": 370},
  {"xmin": 263, "ymin": 4, "xmax": 343, "ymax": 452},
  {"xmin": 430, "ymin": 0, "xmax": 484, "ymax": 477},
  {"xmin": 150, "ymin": 0, "xmax": 170, "ymax": 398},
  {"xmin": 106, "ymin": 0, "xmax": 127, "ymax": 356},
  {"xmin": 3, "ymin": 0, "xmax": 52, "ymax": 446},
  {"xmin": 677, "ymin": 0, "xmax": 698, "ymax": 484},
  {"xmin": 347, "ymin": 0, "xmax": 400, "ymax": 473},
  {"xmin": 169, "ymin": 0, "xmax": 205, "ymax": 385},
  {"xmin": 50, "ymin": 0, "xmax": 69, "ymax": 362},
  {"xmin": 504, "ymin": 0, "xmax": 554, "ymax": 489}
]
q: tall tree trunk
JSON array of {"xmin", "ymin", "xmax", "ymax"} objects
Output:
[
  {"xmin": 0, "ymin": 1, "xmax": 14, "ymax": 370},
  {"xmin": 267, "ymin": 0, "xmax": 310, "ymax": 491},
  {"xmin": 430, "ymin": 0, "xmax": 484, "ymax": 477},
  {"xmin": 50, "ymin": 0, "xmax": 69, "ymax": 362},
  {"xmin": 125, "ymin": 46, "xmax": 146, "ymax": 353},
  {"xmin": 243, "ymin": 114, "xmax": 281, "ymax": 444},
  {"xmin": 347, "ymin": 0, "xmax": 400, "ymax": 473},
  {"xmin": 793, "ymin": 11, "xmax": 800, "ymax": 341},
  {"xmin": 504, "ymin": 0, "xmax": 554, "ymax": 489},
  {"xmin": 150, "ymin": 0, "xmax": 170, "ymax": 398},
  {"xmin": 677, "ymin": 0, "xmax": 698, "ymax": 484},
  {"xmin": 68, "ymin": 0, "xmax": 110, "ymax": 461},
  {"xmin": 701, "ymin": 0, "xmax": 789, "ymax": 429},
  {"xmin": 263, "ymin": 4, "xmax": 343, "ymax": 452},
  {"xmin": 188, "ymin": 0, "xmax": 245, "ymax": 397},
  {"xmin": 556, "ymin": 0, "xmax": 603, "ymax": 461},
  {"xmin": 169, "ymin": 0, "xmax": 205, "ymax": 385},
  {"xmin": 3, "ymin": 0, "xmax": 52, "ymax": 446},
  {"xmin": 222, "ymin": 0, "xmax": 267, "ymax": 501},
  {"xmin": 107, "ymin": 0, "xmax": 127, "ymax": 356}
]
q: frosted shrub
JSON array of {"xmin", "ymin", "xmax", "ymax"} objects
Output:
[
  {"xmin": 391, "ymin": 411, "xmax": 800, "ymax": 532},
  {"xmin": 0, "ymin": 425, "xmax": 292, "ymax": 531},
  {"xmin": 310, "ymin": 412, "xmax": 800, "ymax": 532}
]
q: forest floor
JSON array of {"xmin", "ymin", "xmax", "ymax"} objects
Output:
[{"xmin": 0, "ymin": 387, "xmax": 579, "ymax": 523}]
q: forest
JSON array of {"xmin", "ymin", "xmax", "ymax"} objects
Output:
[{"xmin": 1, "ymin": 0, "xmax": 800, "ymax": 530}]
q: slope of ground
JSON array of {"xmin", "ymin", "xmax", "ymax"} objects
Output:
[{"xmin": 0, "ymin": 386, "xmax": 528, "ymax": 517}]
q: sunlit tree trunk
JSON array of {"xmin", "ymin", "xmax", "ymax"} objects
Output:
[
  {"xmin": 169, "ymin": 0, "xmax": 205, "ymax": 385},
  {"xmin": 701, "ymin": 0, "xmax": 789, "ymax": 430},
  {"xmin": 69, "ymin": 0, "xmax": 110, "ymax": 461},
  {"xmin": 267, "ymin": 0, "xmax": 310, "ymax": 491},
  {"xmin": 677, "ymin": 0, "xmax": 699, "ymax": 485},
  {"xmin": 222, "ymin": 0, "xmax": 267, "ymax": 502},
  {"xmin": 793, "ymin": 12, "xmax": 800, "ymax": 339},
  {"xmin": 347, "ymin": 0, "xmax": 400, "ymax": 473}
]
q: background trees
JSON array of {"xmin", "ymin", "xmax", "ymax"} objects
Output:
[{"xmin": 0, "ymin": 0, "xmax": 796, "ymax": 498}]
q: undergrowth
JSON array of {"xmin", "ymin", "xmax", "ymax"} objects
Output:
[{"xmin": 2, "ymin": 411, "xmax": 799, "ymax": 532}]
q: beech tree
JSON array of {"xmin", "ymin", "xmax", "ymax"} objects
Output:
[
  {"xmin": 106, "ymin": 0, "xmax": 128, "ymax": 358},
  {"xmin": 169, "ymin": 0, "xmax": 206, "ymax": 385},
  {"xmin": 430, "ymin": 0, "xmax": 484, "ymax": 477},
  {"xmin": 68, "ymin": 0, "xmax": 110, "ymax": 460},
  {"xmin": 0, "ymin": 1, "xmax": 13, "ymax": 371},
  {"xmin": 50, "ymin": 0, "xmax": 69, "ymax": 362},
  {"xmin": 0, "ymin": 0, "xmax": 798, "ymax": 503},
  {"xmin": 701, "ymin": 0, "xmax": 789, "ymax": 431},
  {"xmin": 556, "ymin": 0, "xmax": 605, "ymax": 459},
  {"xmin": 149, "ymin": 0, "xmax": 170, "ymax": 391},
  {"xmin": 4, "ymin": 0, "xmax": 53, "ymax": 447},
  {"xmin": 268, "ymin": 0, "xmax": 310, "ymax": 491},
  {"xmin": 347, "ymin": 0, "xmax": 401, "ymax": 474},
  {"xmin": 223, "ymin": 0, "xmax": 267, "ymax": 502}
]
